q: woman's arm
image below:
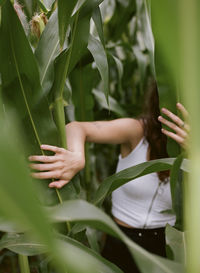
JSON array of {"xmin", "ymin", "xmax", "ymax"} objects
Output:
[
  {"xmin": 29, "ymin": 118, "xmax": 143, "ymax": 188},
  {"xmin": 158, "ymin": 102, "xmax": 190, "ymax": 149}
]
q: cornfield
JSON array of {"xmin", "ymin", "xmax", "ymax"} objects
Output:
[{"xmin": 0, "ymin": 0, "xmax": 199, "ymax": 273}]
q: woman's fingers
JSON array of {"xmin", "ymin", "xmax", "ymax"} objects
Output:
[
  {"xmin": 49, "ymin": 180, "xmax": 69, "ymax": 189},
  {"xmin": 31, "ymin": 170, "xmax": 62, "ymax": 179},
  {"xmin": 29, "ymin": 155, "xmax": 59, "ymax": 163},
  {"xmin": 176, "ymin": 102, "xmax": 189, "ymax": 119},
  {"xmin": 161, "ymin": 128, "xmax": 185, "ymax": 147},
  {"xmin": 158, "ymin": 116, "xmax": 187, "ymax": 138},
  {"xmin": 40, "ymin": 144, "xmax": 65, "ymax": 154},
  {"xmin": 161, "ymin": 108, "xmax": 185, "ymax": 128},
  {"xmin": 29, "ymin": 162, "xmax": 61, "ymax": 171}
]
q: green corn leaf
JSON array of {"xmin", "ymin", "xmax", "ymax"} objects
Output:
[
  {"xmin": 151, "ymin": 0, "xmax": 179, "ymax": 82},
  {"xmin": 151, "ymin": 0, "xmax": 180, "ymax": 157},
  {"xmin": 170, "ymin": 154, "xmax": 184, "ymax": 230},
  {"xmin": 0, "ymin": 0, "xmax": 62, "ymax": 208},
  {"xmin": 17, "ymin": 0, "xmax": 34, "ymax": 19},
  {"xmin": 0, "ymin": 0, "xmax": 59, "ymax": 155},
  {"xmin": 35, "ymin": 10, "xmax": 60, "ymax": 94},
  {"xmin": 72, "ymin": 0, "xmax": 104, "ymax": 17},
  {"xmin": 0, "ymin": 217, "xmax": 24, "ymax": 233},
  {"xmin": 92, "ymin": 6, "xmax": 105, "ymax": 47},
  {"xmin": 50, "ymin": 8, "xmax": 91, "ymax": 102},
  {"xmin": 136, "ymin": 0, "xmax": 155, "ymax": 73},
  {"xmin": 0, "ymin": 232, "xmax": 123, "ymax": 273},
  {"xmin": 0, "ymin": 118, "xmax": 67, "ymax": 273},
  {"xmin": 42, "ymin": 0, "xmax": 55, "ymax": 10},
  {"xmin": 0, "ymin": 233, "xmax": 47, "ymax": 256},
  {"xmin": 48, "ymin": 200, "xmax": 184, "ymax": 273},
  {"xmin": 109, "ymin": 53, "xmax": 123, "ymax": 95},
  {"xmin": 57, "ymin": 0, "xmax": 78, "ymax": 48},
  {"xmin": 106, "ymin": 0, "xmax": 136, "ymax": 42},
  {"xmin": 92, "ymin": 89, "xmax": 127, "ymax": 117},
  {"xmin": 70, "ymin": 64, "xmax": 96, "ymax": 121},
  {"xmin": 165, "ymin": 224, "xmax": 186, "ymax": 264},
  {"xmin": 86, "ymin": 227, "xmax": 100, "ymax": 253},
  {"xmin": 88, "ymin": 34, "xmax": 109, "ymax": 103},
  {"xmin": 133, "ymin": 45, "xmax": 149, "ymax": 94},
  {"xmin": 178, "ymin": 2, "xmax": 200, "ymax": 272},
  {"xmin": 35, "ymin": 0, "xmax": 48, "ymax": 13},
  {"xmin": 72, "ymin": 0, "xmax": 88, "ymax": 16},
  {"xmin": 59, "ymin": 234, "xmax": 123, "ymax": 273},
  {"xmin": 93, "ymin": 158, "xmax": 188, "ymax": 206},
  {"xmin": 50, "ymin": 0, "xmax": 104, "ymax": 105},
  {"xmin": 0, "ymin": 0, "xmax": 5, "ymax": 7}
]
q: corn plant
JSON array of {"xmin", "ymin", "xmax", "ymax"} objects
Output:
[{"xmin": 0, "ymin": 0, "xmax": 194, "ymax": 273}]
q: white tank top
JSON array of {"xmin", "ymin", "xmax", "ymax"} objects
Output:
[{"xmin": 112, "ymin": 137, "xmax": 176, "ymax": 229}]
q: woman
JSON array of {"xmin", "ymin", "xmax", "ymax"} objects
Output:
[{"xmin": 29, "ymin": 82, "xmax": 189, "ymax": 273}]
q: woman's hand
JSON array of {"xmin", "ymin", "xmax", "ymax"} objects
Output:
[
  {"xmin": 29, "ymin": 145, "xmax": 85, "ymax": 189},
  {"xmin": 158, "ymin": 102, "xmax": 190, "ymax": 149}
]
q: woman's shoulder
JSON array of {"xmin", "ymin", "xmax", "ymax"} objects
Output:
[
  {"xmin": 119, "ymin": 118, "xmax": 144, "ymax": 132},
  {"xmin": 123, "ymin": 117, "xmax": 144, "ymax": 138},
  {"xmin": 120, "ymin": 118, "xmax": 144, "ymax": 157}
]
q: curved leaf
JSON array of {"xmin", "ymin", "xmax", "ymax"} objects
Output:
[
  {"xmin": 0, "ymin": 0, "xmax": 62, "ymax": 210},
  {"xmin": 109, "ymin": 53, "xmax": 124, "ymax": 95},
  {"xmin": 170, "ymin": 154, "xmax": 184, "ymax": 230},
  {"xmin": 58, "ymin": 0, "xmax": 78, "ymax": 48},
  {"xmin": 59, "ymin": 234, "xmax": 123, "ymax": 273},
  {"xmin": 0, "ymin": 117, "xmax": 67, "ymax": 273},
  {"xmin": 88, "ymin": 35, "xmax": 109, "ymax": 102},
  {"xmin": 0, "ymin": 217, "xmax": 24, "ymax": 233},
  {"xmin": 17, "ymin": 0, "xmax": 34, "ymax": 19},
  {"xmin": 0, "ymin": 232, "xmax": 123, "ymax": 273},
  {"xmin": 50, "ymin": 0, "xmax": 104, "ymax": 105},
  {"xmin": 133, "ymin": 45, "xmax": 149, "ymax": 93},
  {"xmin": 136, "ymin": 0, "xmax": 154, "ymax": 72},
  {"xmin": 72, "ymin": 0, "xmax": 104, "ymax": 17},
  {"xmin": 0, "ymin": 233, "xmax": 47, "ymax": 256},
  {"xmin": 92, "ymin": 6, "xmax": 105, "ymax": 47},
  {"xmin": 48, "ymin": 200, "xmax": 184, "ymax": 273},
  {"xmin": 50, "ymin": 8, "xmax": 91, "ymax": 102},
  {"xmin": 151, "ymin": 0, "xmax": 180, "ymax": 157},
  {"xmin": 92, "ymin": 88, "xmax": 127, "ymax": 117},
  {"xmin": 42, "ymin": 0, "xmax": 55, "ymax": 10},
  {"xmin": 35, "ymin": 10, "xmax": 60, "ymax": 94},
  {"xmin": 0, "ymin": 0, "xmax": 59, "ymax": 155},
  {"xmin": 93, "ymin": 158, "xmax": 188, "ymax": 206},
  {"xmin": 165, "ymin": 224, "xmax": 186, "ymax": 264},
  {"xmin": 72, "ymin": 0, "xmax": 88, "ymax": 16},
  {"xmin": 70, "ymin": 64, "xmax": 95, "ymax": 121}
]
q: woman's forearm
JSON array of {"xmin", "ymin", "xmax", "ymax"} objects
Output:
[{"xmin": 66, "ymin": 121, "xmax": 87, "ymax": 157}]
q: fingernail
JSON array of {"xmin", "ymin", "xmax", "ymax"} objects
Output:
[{"xmin": 158, "ymin": 116, "xmax": 162, "ymax": 120}]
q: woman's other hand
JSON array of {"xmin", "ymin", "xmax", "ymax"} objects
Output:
[
  {"xmin": 158, "ymin": 103, "xmax": 190, "ymax": 149},
  {"xmin": 29, "ymin": 145, "xmax": 85, "ymax": 189}
]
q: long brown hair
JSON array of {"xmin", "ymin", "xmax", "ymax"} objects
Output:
[{"xmin": 140, "ymin": 80, "xmax": 169, "ymax": 182}]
